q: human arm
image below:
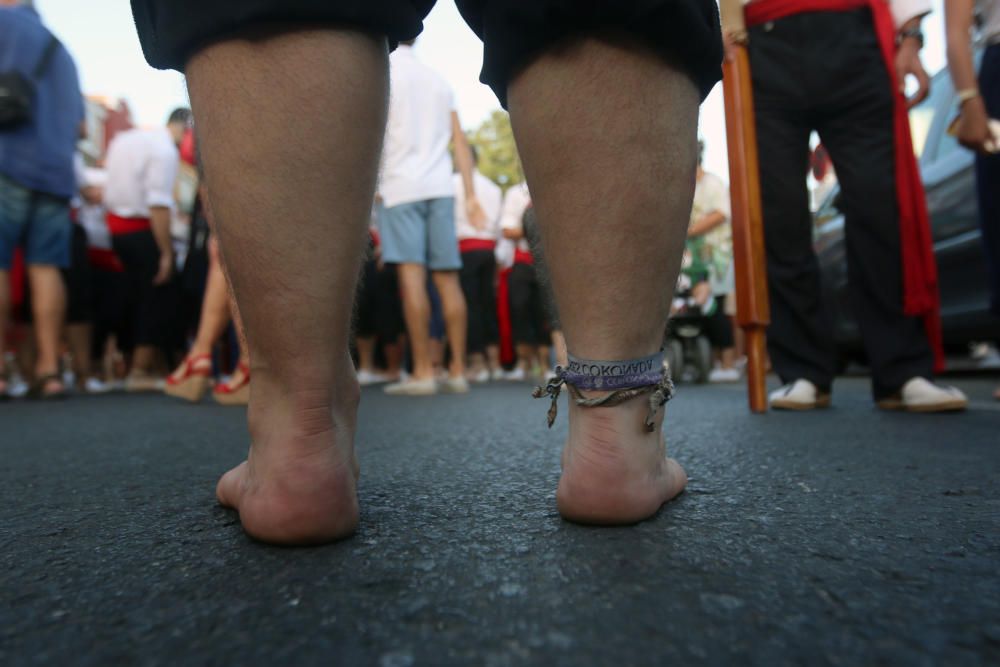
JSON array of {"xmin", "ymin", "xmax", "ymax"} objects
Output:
[
  {"xmin": 891, "ymin": 0, "xmax": 933, "ymax": 108},
  {"xmin": 146, "ymin": 146, "xmax": 180, "ymax": 285},
  {"xmin": 945, "ymin": 0, "xmax": 993, "ymax": 151},
  {"xmin": 451, "ymin": 111, "xmax": 487, "ymax": 228}
]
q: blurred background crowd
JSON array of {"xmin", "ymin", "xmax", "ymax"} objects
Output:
[{"xmin": 1, "ymin": 0, "xmax": 997, "ymax": 404}]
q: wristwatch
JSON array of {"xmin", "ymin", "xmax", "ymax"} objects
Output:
[{"xmin": 897, "ymin": 26, "xmax": 924, "ymax": 48}]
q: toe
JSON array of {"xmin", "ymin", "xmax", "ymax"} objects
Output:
[{"xmin": 216, "ymin": 461, "xmax": 247, "ymax": 508}]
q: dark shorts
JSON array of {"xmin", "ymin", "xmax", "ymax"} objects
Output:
[
  {"xmin": 130, "ymin": 0, "xmax": 722, "ymax": 105},
  {"xmin": 0, "ymin": 174, "xmax": 71, "ymax": 270}
]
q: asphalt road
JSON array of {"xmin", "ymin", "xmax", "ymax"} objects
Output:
[{"xmin": 2, "ymin": 376, "xmax": 999, "ymax": 666}]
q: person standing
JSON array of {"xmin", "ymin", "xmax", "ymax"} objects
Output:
[
  {"xmin": 454, "ymin": 146, "xmax": 503, "ymax": 382},
  {"xmin": 0, "ymin": 0, "xmax": 84, "ymax": 399},
  {"xmin": 736, "ymin": 0, "xmax": 969, "ymax": 411},
  {"xmin": 945, "ymin": 0, "xmax": 1000, "ymax": 400},
  {"xmin": 379, "ymin": 39, "xmax": 482, "ymax": 396},
  {"xmin": 102, "ymin": 108, "xmax": 188, "ymax": 392},
  {"xmin": 687, "ymin": 140, "xmax": 739, "ymax": 382}
]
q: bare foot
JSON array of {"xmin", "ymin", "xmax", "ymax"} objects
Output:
[
  {"xmin": 557, "ymin": 391, "xmax": 686, "ymax": 524},
  {"xmin": 216, "ymin": 369, "xmax": 361, "ymax": 545}
]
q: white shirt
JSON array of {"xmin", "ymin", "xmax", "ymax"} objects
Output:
[
  {"xmin": 690, "ymin": 171, "xmax": 734, "ymax": 295},
  {"xmin": 454, "ymin": 171, "xmax": 502, "ymax": 242},
  {"xmin": 742, "ymin": 0, "xmax": 931, "ymax": 28},
  {"xmin": 499, "ymin": 182, "xmax": 532, "ymax": 254},
  {"xmin": 103, "ymin": 127, "xmax": 179, "ymax": 218},
  {"xmin": 977, "ymin": 0, "xmax": 1000, "ymax": 43},
  {"xmin": 79, "ymin": 166, "xmax": 111, "ymax": 250},
  {"xmin": 380, "ymin": 46, "xmax": 456, "ymax": 208}
]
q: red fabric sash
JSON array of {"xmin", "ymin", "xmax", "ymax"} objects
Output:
[
  {"xmin": 514, "ymin": 249, "xmax": 534, "ymax": 266},
  {"xmin": 87, "ymin": 248, "xmax": 125, "ymax": 273},
  {"xmin": 459, "ymin": 238, "xmax": 497, "ymax": 254},
  {"xmin": 745, "ymin": 0, "xmax": 944, "ymax": 371},
  {"xmin": 106, "ymin": 212, "xmax": 152, "ymax": 236}
]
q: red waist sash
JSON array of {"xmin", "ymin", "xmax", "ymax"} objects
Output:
[
  {"xmin": 87, "ymin": 248, "xmax": 125, "ymax": 273},
  {"xmin": 514, "ymin": 249, "xmax": 534, "ymax": 266},
  {"xmin": 106, "ymin": 213, "xmax": 152, "ymax": 236},
  {"xmin": 746, "ymin": 0, "xmax": 944, "ymax": 370},
  {"xmin": 459, "ymin": 238, "xmax": 497, "ymax": 253}
]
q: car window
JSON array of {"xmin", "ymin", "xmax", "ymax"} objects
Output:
[{"xmin": 909, "ymin": 70, "xmax": 953, "ymax": 163}]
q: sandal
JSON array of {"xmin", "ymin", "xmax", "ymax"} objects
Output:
[
  {"xmin": 213, "ymin": 361, "xmax": 250, "ymax": 406},
  {"xmin": 165, "ymin": 353, "xmax": 213, "ymax": 403},
  {"xmin": 28, "ymin": 373, "xmax": 68, "ymax": 401}
]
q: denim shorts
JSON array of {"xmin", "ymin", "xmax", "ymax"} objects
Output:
[
  {"xmin": 0, "ymin": 173, "xmax": 72, "ymax": 269},
  {"xmin": 379, "ymin": 197, "xmax": 462, "ymax": 271}
]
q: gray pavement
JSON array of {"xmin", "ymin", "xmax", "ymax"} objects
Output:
[{"xmin": 1, "ymin": 376, "xmax": 999, "ymax": 666}]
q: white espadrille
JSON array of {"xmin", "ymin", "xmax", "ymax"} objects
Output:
[
  {"xmin": 877, "ymin": 377, "xmax": 968, "ymax": 413},
  {"xmin": 769, "ymin": 379, "xmax": 831, "ymax": 411}
]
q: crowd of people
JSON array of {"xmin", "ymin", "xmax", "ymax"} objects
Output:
[{"xmin": 0, "ymin": 8, "xmax": 749, "ymax": 403}]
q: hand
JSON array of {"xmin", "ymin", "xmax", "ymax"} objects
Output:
[
  {"xmin": 153, "ymin": 250, "xmax": 174, "ymax": 285},
  {"xmin": 466, "ymin": 195, "xmax": 488, "ymax": 230},
  {"xmin": 955, "ymin": 96, "xmax": 994, "ymax": 153},
  {"xmin": 895, "ymin": 39, "xmax": 930, "ymax": 109},
  {"xmin": 723, "ymin": 30, "xmax": 741, "ymax": 63}
]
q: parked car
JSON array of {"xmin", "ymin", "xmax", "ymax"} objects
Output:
[{"xmin": 814, "ymin": 65, "xmax": 995, "ymax": 370}]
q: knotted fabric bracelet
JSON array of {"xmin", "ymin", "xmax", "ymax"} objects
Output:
[{"xmin": 532, "ymin": 351, "xmax": 675, "ymax": 432}]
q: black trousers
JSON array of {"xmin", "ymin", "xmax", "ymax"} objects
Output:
[
  {"xmin": 130, "ymin": 0, "xmax": 723, "ymax": 107},
  {"xmin": 509, "ymin": 262, "xmax": 548, "ymax": 347},
  {"xmin": 459, "ymin": 248, "xmax": 498, "ymax": 354},
  {"xmin": 749, "ymin": 8, "xmax": 933, "ymax": 398},
  {"xmin": 977, "ymin": 44, "xmax": 1000, "ymax": 317},
  {"xmin": 111, "ymin": 229, "xmax": 179, "ymax": 349}
]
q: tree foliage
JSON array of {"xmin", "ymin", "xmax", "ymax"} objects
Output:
[{"xmin": 468, "ymin": 110, "xmax": 523, "ymax": 192}]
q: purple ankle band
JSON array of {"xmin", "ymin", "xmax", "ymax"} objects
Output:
[{"xmin": 562, "ymin": 352, "xmax": 664, "ymax": 391}]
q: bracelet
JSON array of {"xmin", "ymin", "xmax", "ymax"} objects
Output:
[{"xmin": 957, "ymin": 88, "xmax": 981, "ymax": 105}]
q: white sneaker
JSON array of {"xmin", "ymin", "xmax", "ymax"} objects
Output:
[
  {"xmin": 490, "ymin": 368, "xmax": 505, "ymax": 382},
  {"xmin": 504, "ymin": 367, "xmax": 526, "ymax": 382},
  {"xmin": 769, "ymin": 379, "xmax": 831, "ymax": 411},
  {"xmin": 469, "ymin": 368, "xmax": 490, "ymax": 384},
  {"xmin": 709, "ymin": 367, "xmax": 741, "ymax": 383},
  {"xmin": 84, "ymin": 377, "xmax": 113, "ymax": 394},
  {"xmin": 357, "ymin": 369, "xmax": 386, "ymax": 386},
  {"xmin": 877, "ymin": 377, "xmax": 968, "ymax": 413},
  {"xmin": 440, "ymin": 376, "xmax": 470, "ymax": 394},
  {"xmin": 383, "ymin": 378, "xmax": 438, "ymax": 396}
]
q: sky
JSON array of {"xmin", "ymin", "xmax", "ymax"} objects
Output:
[{"xmin": 37, "ymin": 0, "xmax": 949, "ymax": 180}]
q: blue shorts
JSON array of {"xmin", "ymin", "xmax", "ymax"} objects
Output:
[
  {"xmin": 0, "ymin": 173, "xmax": 72, "ymax": 270},
  {"xmin": 379, "ymin": 198, "xmax": 462, "ymax": 271}
]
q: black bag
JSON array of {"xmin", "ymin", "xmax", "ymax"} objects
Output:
[{"xmin": 0, "ymin": 35, "xmax": 59, "ymax": 129}]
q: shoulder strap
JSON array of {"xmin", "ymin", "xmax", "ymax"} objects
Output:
[{"xmin": 31, "ymin": 36, "xmax": 60, "ymax": 80}]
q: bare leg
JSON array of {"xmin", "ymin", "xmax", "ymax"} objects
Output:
[
  {"xmin": 66, "ymin": 323, "xmax": 93, "ymax": 386},
  {"xmin": 431, "ymin": 271, "xmax": 467, "ymax": 379},
  {"xmin": 356, "ymin": 336, "xmax": 376, "ymax": 373},
  {"xmin": 187, "ymin": 28, "xmax": 388, "ymax": 544},
  {"xmin": 397, "ymin": 263, "xmax": 434, "ymax": 380},
  {"xmin": 27, "ymin": 265, "xmax": 66, "ymax": 391},
  {"xmin": 383, "ymin": 336, "xmax": 403, "ymax": 381},
  {"xmin": 509, "ymin": 39, "xmax": 698, "ymax": 523},
  {"xmin": 551, "ymin": 330, "xmax": 568, "ymax": 367},
  {"xmin": 183, "ymin": 241, "xmax": 231, "ymax": 359},
  {"xmin": 486, "ymin": 344, "xmax": 501, "ymax": 373}
]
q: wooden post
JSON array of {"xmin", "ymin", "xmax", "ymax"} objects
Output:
[{"xmin": 720, "ymin": 0, "xmax": 770, "ymax": 413}]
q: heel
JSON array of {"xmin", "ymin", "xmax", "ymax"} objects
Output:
[
  {"xmin": 165, "ymin": 374, "xmax": 211, "ymax": 402},
  {"xmin": 213, "ymin": 362, "xmax": 250, "ymax": 406}
]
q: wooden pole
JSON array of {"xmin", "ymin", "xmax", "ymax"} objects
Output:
[{"xmin": 720, "ymin": 0, "xmax": 770, "ymax": 413}]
